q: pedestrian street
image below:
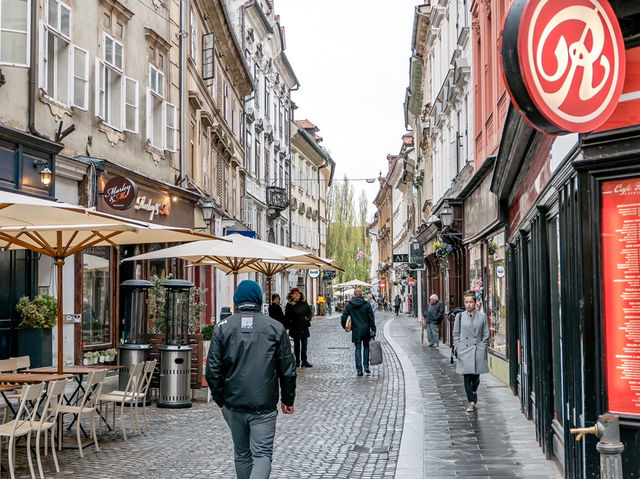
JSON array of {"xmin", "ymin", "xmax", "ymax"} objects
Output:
[{"xmin": 11, "ymin": 312, "xmax": 560, "ymax": 478}]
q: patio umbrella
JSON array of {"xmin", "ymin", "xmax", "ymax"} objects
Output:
[
  {"xmin": 0, "ymin": 190, "xmax": 218, "ymax": 373},
  {"xmin": 124, "ymin": 233, "xmax": 342, "ymax": 298},
  {"xmin": 332, "ymin": 279, "xmax": 374, "ymax": 289}
]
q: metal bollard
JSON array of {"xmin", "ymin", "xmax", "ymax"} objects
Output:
[{"xmin": 569, "ymin": 414, "xmax": 624, "ymax": 479}]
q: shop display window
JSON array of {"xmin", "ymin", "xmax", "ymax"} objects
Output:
[
  {"xmin": 82, "ymin": 246, "xmax": 111, "ymax": 346},
  {"xmin": 488, "ymin": 232, "xmax": 507, "ymax": 356},
  {"xmin": 468, "ymin": 243, "xmax": 484, "ymax": 311}
]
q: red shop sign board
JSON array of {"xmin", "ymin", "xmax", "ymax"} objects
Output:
[
  {"xmin": 601, "ymin": 178, "xmax": 640, "ymax": 418},
  {"xmin": 596, "ymin": 47, "xmax": 640, "ymax": 132}
]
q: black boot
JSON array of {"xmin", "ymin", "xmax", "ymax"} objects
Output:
[{"xmin": 301, "ymin": 361, "xmax": 313, "ymax": 367}]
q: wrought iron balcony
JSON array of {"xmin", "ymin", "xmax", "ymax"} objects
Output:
[{"xmin": 266, "ymin": 186, "xmax": 289, "ymax": 211}]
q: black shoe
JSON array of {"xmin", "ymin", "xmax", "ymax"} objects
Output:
[
  {"xmin": 296, "ymin": 362, "xmax": 301, "ymax": 367},
  {"xmin": 357, "ymin": 371, "xmax": 364, "ymax": 376},
  {"xmin": 301, "ymin": 362, "xmax": 313, "ymax": 367},
  {"xmin": 365, "ymin": 369, "xmax": 371, "ymax": 375}
]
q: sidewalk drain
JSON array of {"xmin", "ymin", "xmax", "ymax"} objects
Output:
[{"xmin": 351, "ymin": 445, "xmax": 391, "ymax": 454}]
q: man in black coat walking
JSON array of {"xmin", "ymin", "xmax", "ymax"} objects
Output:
[
  {"xmin": 341, "ymin": 288, "xmax": 377, "ymax": 376},
  {"xmin": 206, "ymin": 280, "xmax": 296, "ymax": 478},
  {"xmin": 268, "ymin": 293, "xmax": 287, "ymax": 329}
]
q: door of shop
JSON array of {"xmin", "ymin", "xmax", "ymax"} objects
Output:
[
  {"xmin": 0, "ymin": 250, "xmax": 38, "ymax": 359},
  {"xmin": 515, "ymin": 236, "xmax": 533, "ymax": 418}
]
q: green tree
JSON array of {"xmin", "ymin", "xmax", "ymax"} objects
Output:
[{"xmin": 326, "ymin": 176, "xmax": 371, "ymax": 285}]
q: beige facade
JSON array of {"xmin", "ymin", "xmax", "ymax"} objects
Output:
[{"xmin": 290, "ymin": 120, "xmax": 334, "ymax": 306}]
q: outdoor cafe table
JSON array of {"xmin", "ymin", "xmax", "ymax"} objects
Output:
[{"xmin": 0, "ymin": 373, "xmax": 71, "ymax": 417}]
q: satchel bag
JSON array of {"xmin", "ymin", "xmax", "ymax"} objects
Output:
[
  {"xmin": 345, "ymin": 318, "xmax": 352, "ymax": 332},
  {"xmin": 369, "ymin": 339, "xmax": 383, "ymax": 365}
]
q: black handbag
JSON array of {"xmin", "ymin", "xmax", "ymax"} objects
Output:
[{"xmin": 450, "ymin": 346, "xmax": 456, "ymax": 364}]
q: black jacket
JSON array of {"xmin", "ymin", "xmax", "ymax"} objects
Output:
[
  {"xmin": 341, "ymin": 297, "xmax": 376, "ymax": 343},
  {"xmin": 424, "ymin": 300, "xmax": 444, "ymax": 324},
  {"xmin": 205, "ymin": 305, "xmax": 296, "ymax": 412},
  {"xmin": 285, "ymin": 300, "xmax": 312, "ymax": 339},
  {"xmin": 268, "ymin": 303, "xmax": 287, "ymax": 328}
]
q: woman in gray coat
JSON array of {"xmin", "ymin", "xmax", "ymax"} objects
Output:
[{"xmin": 453, "ymin": 290, "xmax": 490, "ymax": 412}]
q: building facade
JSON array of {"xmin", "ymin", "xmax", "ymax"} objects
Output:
[{"xmin": 290, "ymin": 119, "xmax": 334, "ymax": 308}]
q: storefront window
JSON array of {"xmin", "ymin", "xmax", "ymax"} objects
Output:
[
  {"xmin": 468, "ymin": 243, "xmax": 484, "ymax": 311},
  {"xmin": 82, "ymin": 246, "xmax": 111, "ymax": 346},
  {"xmin": 488, "ymin": 232, "xmax": 507, "ymax": 356}
]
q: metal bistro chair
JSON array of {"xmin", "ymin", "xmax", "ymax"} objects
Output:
[
  {"xmin": 0, "ymin": 382, "xmax": 45, "ymax": 479},
  {"xmin": 57, "ymin": 369, "xmax": 107, "ymax": 458},
  {"xmin": 102, "ymin": 360, "xmax": 157, "ymax": 434},
  {"xmin": 0, "ymin": 359, "xmax": 19, "ymax": 424},
  {"xmin": 31, "ymin": 379, "xmax": 68, "ymax": 479},
  {"xmin": 98, "ymin": 362, "xmax": 145, "ymax": 441}
]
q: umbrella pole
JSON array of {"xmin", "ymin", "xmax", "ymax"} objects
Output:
[
  {"xmin": 234, "ymin": 271, "xmax": 238, "ymax": 290},
  {"xmin": 267, "ymin": 275, "xmax": 272, "ymax": 304},
  {"xmin": 56, "ymin": 258, "xmax": 64, "ymax": 375}
]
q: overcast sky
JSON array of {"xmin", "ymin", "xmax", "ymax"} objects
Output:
[{"xmin": 276, "ymin": 1, "xmax": 419, "ymax": 217}]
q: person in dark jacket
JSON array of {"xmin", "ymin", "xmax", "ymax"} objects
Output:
[
  {"xmin": 268, "ymin": 293, "xmax": 287, "ymax": 329},
  {"xmin": 206, "ymin": 280, "xmax": 296, "ymax": 479},
  {"xmin": 394, "ymin": 294, "xmax": 401, "ymax": 315},
  {"xmin": 423, "ymin": 294, "xmax": 444, "ymax": 347},
  {"xmin": 341, "ymin": 288, "xmax": 377, "ymax": 376},
  {"xmin": 285, "ymin": 288, "xmax": 313, "ymax": 367}
]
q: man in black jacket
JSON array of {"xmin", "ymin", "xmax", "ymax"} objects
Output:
[
  {"xmin": 341, "ymin": 288, "xmax": 377, "ymax": 376},
  {"xmin": 206, "ymin": 280, "xmax": 296, "ymax": 479}
]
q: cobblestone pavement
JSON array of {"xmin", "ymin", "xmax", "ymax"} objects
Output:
[
  {"xmin": 8, "ymin": 312, "xmax": 563, "ymax": 478},
  {"xmin": 11, "ymin": 314, "xmax": 404, "ymax": 478},
  {"xmin": 388, "ymin": 313, "xmax": 562, "ymax": 479}
]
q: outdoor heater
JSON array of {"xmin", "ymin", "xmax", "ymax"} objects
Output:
[
  {"xmin": 118, "ymin": 280, "xmax": 153, "ymax": 391},
  {"xmin": 157, "ymin": 279, "xmax": 194, "ymax": 408}
]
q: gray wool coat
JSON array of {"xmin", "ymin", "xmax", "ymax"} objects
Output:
[{"xmin": 453, "ymin": 310, "xmax": 489, "ymax": 375}]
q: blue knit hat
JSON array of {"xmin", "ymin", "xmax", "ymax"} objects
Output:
[{"xmin": 233, "ymin": 280, "xmax": 263, "ymax": 306}]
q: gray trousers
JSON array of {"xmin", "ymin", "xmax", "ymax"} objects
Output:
[
  {"xmin": 426, "ymin": 322, "xmax": 440, "ymax": 345},
  {"xmin": 222, "ymin": 406, "xmax": 278, "ymax": 479}
]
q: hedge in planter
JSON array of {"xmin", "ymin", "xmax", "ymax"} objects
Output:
[{"xmin": 16, "ymin": 295, "xmax": 57, "ymax": 368}]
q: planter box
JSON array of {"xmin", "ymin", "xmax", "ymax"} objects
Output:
[{"xmin": 18, "ymin": 328, "xmax": 52, "ymax": 368}]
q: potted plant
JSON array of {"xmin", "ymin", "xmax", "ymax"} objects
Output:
[
  {"xmin": 15, "ymin": 294, "xmax": 57, "ymax": 368},
  {"xmin": 83, "ymin": 351, "xmax": 92, "ymax": 366},
  {"xmin": 106, "ymin": 348, "xmax": 117, "ymax": 362},
  {"xmin": 99, "ymin": 351, "xmax": 106, "ymax": 363}
]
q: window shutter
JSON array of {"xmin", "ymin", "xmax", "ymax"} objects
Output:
[
  {"xmin": 95, "ymin": 58, "xmax": 105, "ymax": 119},
  {"xmin": 38, "ymin": 21, "xmax": 47, "ymax": 90},
  {"xmin": 146, "ymin": 88, "xmax": 152, "ymax": 144},
  {"xmin": 71, "ymin": 45, "xmax": 89, "ymax": 110},
  {"xmin": 123, "ymin": 76, "xmax": 138, "ymax": 133},
  {"xmin": 165, "ymin": 102, "xmax": 177, "ymax": 152}
]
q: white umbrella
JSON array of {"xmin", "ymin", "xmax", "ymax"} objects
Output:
[
  {"xmin": 332, "ymin": 279, "xmax": 373, "ymax": 289},
  {"xmin": 0, "ymin": 190, "xmax": 219, "ymax": 373}
]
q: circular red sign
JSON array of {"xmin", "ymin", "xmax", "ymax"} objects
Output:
[
  {"xmin": 103, "ymin": 176, "xmax": 137, "ymax": 210},
  {"xmin": 517, "ymin": 0, "xmax": 625, "ymax": 133}
]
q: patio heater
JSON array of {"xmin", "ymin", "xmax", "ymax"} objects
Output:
[
  {"xmin": 157, "ymin": 279, "xmax": 194, "ymax": 408},
  {"xmin": 118, "ymin": 280, "xmax": 153, "ymax": 391}
]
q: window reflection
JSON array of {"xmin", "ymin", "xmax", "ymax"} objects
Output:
[
  {"xmin": 82, "ymin": 246, "xmax": 111, "ymax": 345},
  {"xmin": 488, "ymin": 232, "xmax": 507, "ymax": 356}
]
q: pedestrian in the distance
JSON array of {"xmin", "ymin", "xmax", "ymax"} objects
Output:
[
  {"xmin": 206, "ymin": 280, "xmax": 296, "ymax": 479},
  {"xmin": 268, "ymin": 293, "xmax": 287, "ymax": 329},
  {"xmin": 341, "ymin": 288, "xmax": 377, "ymax": 376},
  {"xmin": 393, "ymin": 294, "xmax": 401, "ymax": 315},
  {"xmin": 367, "ymin": 293, "xmax": 377, "ymax": 313},
  {"xmin": 423, "ymin": 294, "xmax": 444, "ymax": 347},
  {"xmin": 453, "ymin": 290, "xmax": 489, "ymax": 413},
  {"xmin": 285, "ymin": 288, "xmax": 313, "ymax": 367}
]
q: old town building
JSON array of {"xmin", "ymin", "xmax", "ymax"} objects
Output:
[{"xmin": 289, "ymin": 119, "xmax": 334, "ymax": 308}]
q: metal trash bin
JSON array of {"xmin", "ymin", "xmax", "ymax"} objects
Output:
[
  {"xmin": 118, "ymin": 279, "xmax": 153, "ymax": 391},
  {"xmin": 157, "ymin": 279, "xmax": 194, "ymax": 409},
  {"xmin": 157, "ymin": 344, "xmax": 192, "ymax": 408}
]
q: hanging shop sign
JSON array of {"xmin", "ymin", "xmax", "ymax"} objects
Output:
[
  {"xmin": 103, "ymin": 176, "xmax": 137, "ymax": 210},
  {"xmin": 501, "ymin": 0, "xmax": 626, "ymax": 134},
  {"xmin": 308, "ymin": 269, "xmax": 320, "ymax": 279},
  {"xmin": 601, "ymin": 177, "xmax": 640, "ymax": 418},
  {"xmin": 393, "ymin": 254, "xmax": 409, "ymax": 263},
  {"xmin": 134, "ymin": 196, "xmax": 170, "ymax": 221}
]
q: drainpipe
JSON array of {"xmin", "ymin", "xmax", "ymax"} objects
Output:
[
  {"xmin": 28, "ymin": 0, "xmax": 51, "ymax": 140},
  {"xmin": 178, "ymin": 0, "xmax": 187, "ymax": 186}
]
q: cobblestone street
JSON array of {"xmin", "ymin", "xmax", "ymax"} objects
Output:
[{"xmin": 9, "ymin": 312, "xmax": 562, "ymax": 478}]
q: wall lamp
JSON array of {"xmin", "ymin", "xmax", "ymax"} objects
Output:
[
  {"xmin": 439, "ymin": 200, "xmax": 454, "ymax": 228},
  {"xmin": 33, "ymin": 159, "xmax": 52, "ymax": 186},
  {"xmin": 201, "ymin": 198, "xmax": 215, "ymax": 225}
]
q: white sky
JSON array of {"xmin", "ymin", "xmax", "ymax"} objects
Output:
[{"xmin": 276, "ymin": 1, "xmax": 419, "ymax": 217}]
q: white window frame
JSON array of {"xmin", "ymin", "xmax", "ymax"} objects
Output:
[
  {"xmin": 46, "ymin": 0, "xmax": 71, "ymax": 40},
  {"xmin": 0, "ymin": 0, "xmax": 30, "ymax": 67},
  {"xmin": 149, "ymin": 64, "xmax": 164, "ymax": 97},
  {"xmin": 123, "ymin": 76, "xmax": 138, "ymax": 133},
  {"xmin": 165, "ymin": 102, "xmax": 177, "ymax": 152},
  {"xmin": 189, "ymin": 8, "xmax": 196, "ymax": 60},
  {"xmin": 102, "ymin": 32, "xmax": 123, "ymax": 72},
  {"xmin": 71, "ymin": 45, "xmax": 89, "ymax": 110},
  {"xmin": 202, "ymin": 32, "xmax": 214, "ymax": 81},
  {"xmin": 95, "ymin": 57, "xmax": 137, "ymax": 132}
]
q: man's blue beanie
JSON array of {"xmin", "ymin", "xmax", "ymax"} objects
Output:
[{"xmin": 233, "ymin": 280, "xmax": 263, "ymax": 306}]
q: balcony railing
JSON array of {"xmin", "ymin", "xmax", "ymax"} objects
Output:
[{"xmin": 266, "ymin": 186, "xmax": 289, "ymax": 211}]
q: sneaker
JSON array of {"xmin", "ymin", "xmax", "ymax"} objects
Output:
[
  {"xmin": 433, "ymin": 344, "xmax": 439, "ymax": 348},
  {"xmin": 466, "ymin": 404, "xmax": 476, "ymax": 413},
  {"xmin": 365, "ymin": 369, "xmax": 371, "ymax": 375},
  {"xmin": 301, "ymin": 362, "xmax": 313, "ymax": 368},
  {"xmin": 357, "ymin": 371, "xmax": 364, "ymax": 377}
]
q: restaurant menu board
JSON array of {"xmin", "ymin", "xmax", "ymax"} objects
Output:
[{"xmin": 602, "ymin": 178, "xmax": 640, "ymax": 418}]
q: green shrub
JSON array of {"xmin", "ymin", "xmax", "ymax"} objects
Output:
[
  {"xmin": 201, "ymin": 323, "xmax": 215, "ymax": 341},
  {"xmin": 16, "ymin": 295, "xmax": 58, "ymax": 328}
]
